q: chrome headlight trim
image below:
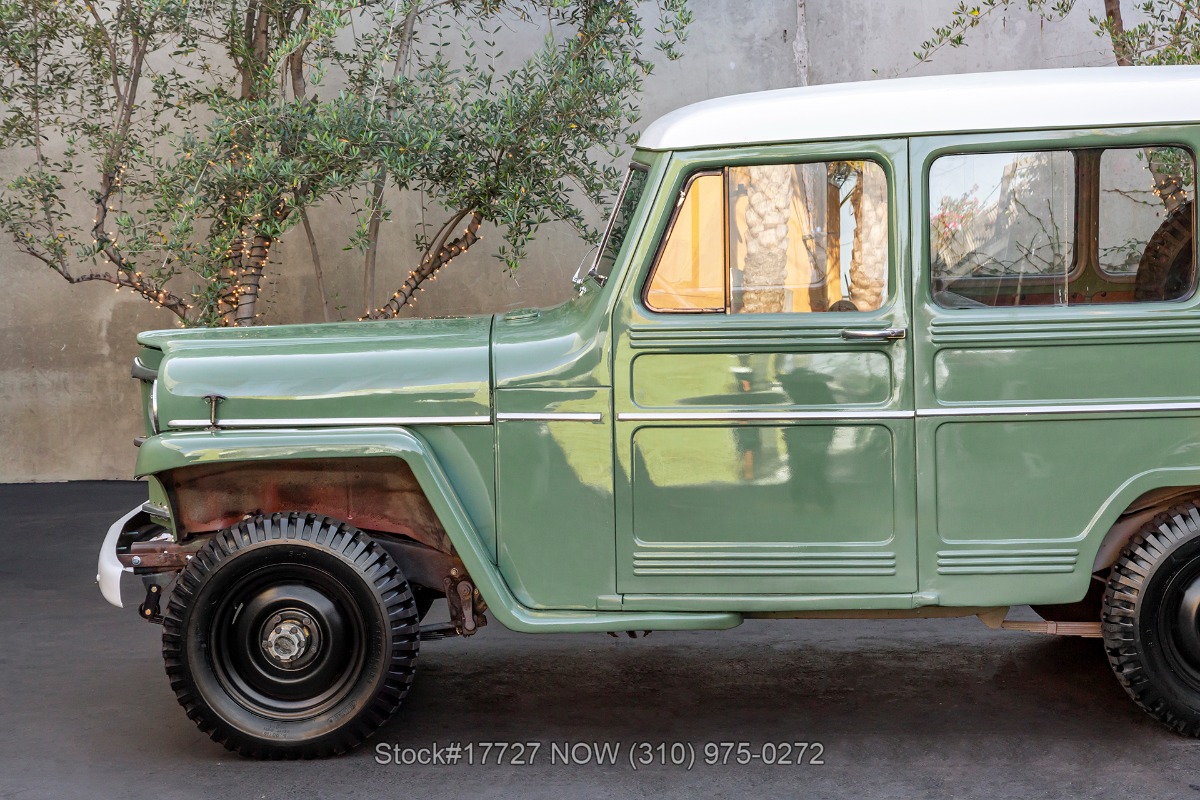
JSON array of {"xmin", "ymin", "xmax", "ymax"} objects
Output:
[{"xmin": 150, "ymin": 379, "xmax": 161, "ymax": 434}]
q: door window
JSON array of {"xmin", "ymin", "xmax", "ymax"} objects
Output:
[{"xmin": 645, "ymin": 161, "xmax": 890, "ymax": 314}]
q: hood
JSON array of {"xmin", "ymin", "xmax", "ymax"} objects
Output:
[{"xmin": 141, "ymin": 316, "xmax": 493, "ymax": 429}]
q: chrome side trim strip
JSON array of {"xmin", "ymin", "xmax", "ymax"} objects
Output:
[
  {"xmin": 920, "ymin": 401, "xmax": 1200, "ymax": 417},
  {"xmin": 618, "ymin": 410, "xmax": 914, "ymax": 421},
  {"xmin": 166, "ymin": 415, "xmax": 492, "ymax": 429},
  {"xmin": 170, "ymin": 401, "xmax": 1200, "ymax": 429},
  {"xmin": 618, "ymin": 401, "xmax": 1200, "ymax": 423},
  {"xmin": 496, "ymin": 412, "xmax": 603, "ymax": 422}
]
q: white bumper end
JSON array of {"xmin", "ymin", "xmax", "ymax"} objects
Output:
[{"xmin": 97, "ymin": 504, "xmax": 141, "ymax": 609}]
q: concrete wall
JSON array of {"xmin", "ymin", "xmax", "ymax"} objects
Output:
[{"xmin": 0, "ymin": 0, "xmax": 1116, "ymax": 481}]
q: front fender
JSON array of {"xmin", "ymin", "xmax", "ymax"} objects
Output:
[{"xmin": 136, "ymin": 427, "xmax": 740, "ymax": 634}]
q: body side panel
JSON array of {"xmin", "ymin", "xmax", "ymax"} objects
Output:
[{"xmin": 495, "ymin": 387, "xmax": 615, "ymax": 609}]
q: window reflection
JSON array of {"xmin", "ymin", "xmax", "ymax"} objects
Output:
[
  {"xmin": 929, "ymin": 146, "xmax": 1196, "ymax": 308},
  {"xmin": 645, "ymin": 161, "xmax": 890, "ymax": 314}
]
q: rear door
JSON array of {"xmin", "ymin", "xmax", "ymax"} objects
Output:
[{"xmin": 911, "ymin": 129, "xmax": 1200, "ymax": 606}]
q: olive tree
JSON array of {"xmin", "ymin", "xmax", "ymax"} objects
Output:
[
  {"xmin": 916, "ymin": 1, "xmax": 1200, "ymax": 69},
  {"xmin": 0, "ymin": 0, "xmax": 691, "ymax": 326}
]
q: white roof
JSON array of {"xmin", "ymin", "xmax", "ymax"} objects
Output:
[{"xmin": 638, "ymin": 66, "xmax": 1200, "ymax": 151}]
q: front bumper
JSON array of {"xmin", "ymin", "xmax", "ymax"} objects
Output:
[
  {"xmin": 97, "ymin": 505, "xmax": 143, "ymax": 608},
  {"xmin": 98, "ymin": 504, "xmax": 178, "ymax": 609}
]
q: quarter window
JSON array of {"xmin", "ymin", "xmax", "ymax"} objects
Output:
[
  {"xmin": 1099, "ymin": 147, "xmax": 1195, "ymax": 303},
  {"xmin": 644, "ymin": 172, "xmax": 725, "ymax": 311},
  {"xmin": 929, "ymin": 150, "xmax": 1075, "ymax": 308},
  {"xmin": 645, "ymin": 160, "xmax": 890, "ymax": 314}
]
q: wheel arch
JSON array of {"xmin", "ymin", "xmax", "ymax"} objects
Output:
[{"xmin": 1089, "ymin": 471, "xmax": 1200, "ymax": 574}]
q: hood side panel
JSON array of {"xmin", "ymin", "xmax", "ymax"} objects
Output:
[{"xmin": 153, "ymin": 317, "xmax": 492, "ymax": 427}]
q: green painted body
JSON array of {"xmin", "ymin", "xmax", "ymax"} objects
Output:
[
  {"xmin": 127, "ymin": 124, "xmax": 1200, "ymax": 631},
  {"xmin": 141, "ymin": 317, "xmax": 492, "ymax": 427}
]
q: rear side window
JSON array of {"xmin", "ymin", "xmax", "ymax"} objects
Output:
[{"xmin": 929, "ymin": 146, "xmax": 1196, "ymax": 308}]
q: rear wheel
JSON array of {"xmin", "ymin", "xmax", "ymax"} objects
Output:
[
  {"xmin": 1102, "ymin": 500, "xmax": 1200, "ymax": 736},
  {"xmin": 162, "ymin": 512, "xmax": 419, "ymax": 758}
]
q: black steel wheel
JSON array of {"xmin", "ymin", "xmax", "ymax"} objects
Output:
[
  {"xmin": 162, "ymin": 512, "xmax": 419, "ymax": 758},
  {"xmin": 1102, "ymin": 499, "xmax": 1200, "ymax": 736}
]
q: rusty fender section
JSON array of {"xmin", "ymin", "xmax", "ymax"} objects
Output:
[
  {"xmin": 158, "ymin": 455, "xmax": 470, "ymax": 597},
  {"xmin": 165, "ymin": 457, "xmax": 452, "ymax": 554}
]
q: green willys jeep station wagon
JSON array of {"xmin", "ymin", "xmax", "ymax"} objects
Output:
[{"xmin": 99, "ymin": 66, "xmax": 1200, "ymax": 757}]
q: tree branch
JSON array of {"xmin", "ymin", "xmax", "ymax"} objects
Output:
[
  {"xmin": 373, "ymin": 209, "xmax": 482, "ymax": 318},
  {"xmin": 299, "ymin": 208, "xmax": 333, "ymax": 322},
  {"xmin": 70, "ymin": 268, "xmax": 191, "ymax": 320},
  {"xmin": 362, "ymin": 1, "xmax": 421, "ymax": 317}
]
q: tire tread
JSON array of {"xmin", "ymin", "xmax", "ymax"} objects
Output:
[{"xmin": 1103, "ymin": 499, "xmax": 1200, "ymax": 737}]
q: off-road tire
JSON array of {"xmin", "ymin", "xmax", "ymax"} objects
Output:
[
  {"xmin": 162, "ymin": 512, "xmax": 420, "ymax": 758},
  {"xmin": 1102, "ymin": 500, "xmax": 1200, "ymax": 736}
]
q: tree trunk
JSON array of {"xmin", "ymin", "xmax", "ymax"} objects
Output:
[
  {"xmin": 362, "ymin": 169, "xmax": 386, "ymax": 318},
  {"xmin": 848, "ymin": 165, "xmax": 888, "ymax": 311},
  {"xmin": 361, "ymin": 4, "xmax": 421, "ymax": 317},
  {"xmin": 849, "ymin": 170, "xmax": 864, "ymax": 308},
  {"xmin": 299, "ymin": 209, "xmax": 333, "ymax": 322},
  {"xmin": 1104, "ymin": 0, "xmax": 1131, "ymax": 65},
  {"xmin": 234, "ymin": 233, "xmax": 272, "ymax": 325},
  {"xmin": 819, "ymin": 164, "xmax": 841, "ymax": 311},
  {"xmin": 220, "ymin": 0, "xmax": 273, "ymax": 326},
  {"xmin": 741, "ymin": 165, "xmax": 792, "ymax": 314}
]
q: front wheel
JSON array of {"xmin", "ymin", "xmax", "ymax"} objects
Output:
[
  {"xmin": 162, "ymin": 512, "xmax": 420, "ymax": 758},
  {"xmin": 1103, "ymin": 500, "xmax": 1200, "ymax": 736}
]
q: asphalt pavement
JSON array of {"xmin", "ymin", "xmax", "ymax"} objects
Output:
[{"xmin": 2, "ymin": 481, "xmax": 1198, "ymax": 800}]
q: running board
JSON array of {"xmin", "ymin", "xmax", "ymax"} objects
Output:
[{"xmin": 999, "ymin": 620, "xmax": 1102, "ymax": 638}]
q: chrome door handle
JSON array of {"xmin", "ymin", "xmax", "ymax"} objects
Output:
[{"xmin": 841, "ymin": 328, "xmax": 907, "ymax": 341}]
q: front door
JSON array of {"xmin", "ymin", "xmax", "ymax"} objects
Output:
[{"xmin": 613, "ymin": 141, "xmax": 917, "ymax": 597}]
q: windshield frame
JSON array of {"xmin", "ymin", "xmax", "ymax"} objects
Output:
[{"xmin": 586, "ymin": 162, "xmax": 651, "ymax": 286}]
